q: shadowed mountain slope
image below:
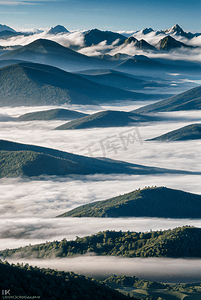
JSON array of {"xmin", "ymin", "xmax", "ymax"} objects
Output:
[
  {"xmin": 125, "ymin": 37, "xmax": 155, "ymax": 50},
  {"xmin": 0, "ymin": 261, "xmax": 132, "ymax": 300},
  {"xmin": 83, "ymin": 28, "xmax": 126, "ymax": 46},
  {"xmin": 0, "ymin": 140, "xmax": 196, "ymax": 178},
  {"xmin": 148, "ymin": 124, "xmax": 201, "ymax": 141},
  {"xmin": 76, "ymin": 69, "xmax": 165, "ymax": 91},
  {"xmin": 58, "ymin": 186, "xmax": 201, "ymax": 218},
  {"xmin": 0, "ymin": 62, "xmax": 151, "ymax": 106},
  {"xmin": 156, "ymin": 35, "xmax": 194, "ymax": 51},
  {"xmin": 134, "ymin": 85, "xmax": 201, "ymax": 113},
  {"xmin": 54, "ymin": 110, "xmax": 155, "ymax": 130},
  {"xmin": 0, "ymin": 38, "xmax": 113, "ymax": 71}
]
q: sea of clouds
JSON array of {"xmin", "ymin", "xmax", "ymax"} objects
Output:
[{"xmin": 0, "ymin": 95, "xmax": 201, "ymax": 281}]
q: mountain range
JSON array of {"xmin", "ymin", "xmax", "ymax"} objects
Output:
[
  {"xmin": 0, "ymin": 61, "xmax": 155, "ymax": 106},
  {"xmin": 58, "ymin": 186, "xmax": 201, "ymax": 219}
]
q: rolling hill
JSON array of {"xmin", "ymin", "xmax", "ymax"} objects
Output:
[
  {"xmin": 103, "ymin": 274, "xmax": 201, "ymax": 300},
  {"xmin": 54, "ymin": 110, "xmax": 155, "ymax": 130},
  {"xmin": 1, "ymin": 226, "xmax": 201, "ymax": 259},
  {"xmin": 18, "ymin": 108, "xmax": 87, "ymax": 121},
  {"xmin": 0, "ymin": 140, "xmax": 195, "ymax": 178},
  {"xmin": 0, "ymin": 62, "xmax": 151, "ymax": 106},
  {"xmin": 58, "ymin": 186, "xmax": 201, "ymax": 218},
  {"xmin": 148, "ymin": 124, "xmax": 201, "ymax": 141},
  {"xmin": 134, "ymin": 85, "xmax": 201, "ymax": 113}
]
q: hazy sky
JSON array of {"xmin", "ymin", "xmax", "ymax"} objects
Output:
[{"xmin": 0, "ymin": 0, "xmax": 200, "ymax": 32}]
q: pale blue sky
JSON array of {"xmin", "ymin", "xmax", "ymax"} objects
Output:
[{"xmin": 0, "ymin": 0, "xmax": 200, "ymax": 32}]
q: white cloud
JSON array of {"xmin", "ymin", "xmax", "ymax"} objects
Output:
[{"xmin": 5, "ymin": 256, "xmax": 201, "ymax": 283}]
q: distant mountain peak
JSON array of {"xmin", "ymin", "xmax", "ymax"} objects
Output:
[
  {"xmin": 125, "ymin": 36, "xmax": 138, "ymax": 44},
  {"xmin": 48, "ymin": 25, "xmax": 69, "ymax": 35},
  {"xmin": 0, "ymin": 24, "xmax": 15, "ymax": 33},
  {"xmin": 167, "ymin": 24, "xmax": 184, "ymax": 34},
  {"xmin": 141, "ymin": 28, "xmax": 154, "ymax": 35},
  {"xmin": 156, "ymin": 35, "xmax": 191, "ymax": 50}
]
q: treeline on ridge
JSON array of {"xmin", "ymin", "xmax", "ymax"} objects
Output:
[{"xmin": 1, "ymin": 226, "xmax": 201, "ymax": 259}]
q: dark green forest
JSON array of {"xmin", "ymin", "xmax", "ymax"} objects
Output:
[
  {"xmin": 0, "ymin": 260, "xmax": 134, "ymax": 300},
  {"xmin": 1, "ymin": 226, "xmax": 201, "ymax": 259},
  {"xmin": 58, "ymin": 186, "xmax": 201, "ymax": 218}
]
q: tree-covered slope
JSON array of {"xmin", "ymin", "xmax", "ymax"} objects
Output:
[
  {"xmin": 18, "ymin": 108, "xmax": 87, "ymax": 121},
  {"xmin": 148, "ymin": 123, "xmax": 201, "ymax": 141},
  {"xmin": 1, "ymin": 226, "xmax": 201, "ymax": 259},
  {"xmin": 103, "ymin": 275, "xmax": 201, "ymax": 300},
  {"xmin": 0, "ymin": 150, "xmax": 81, "ymax": 178},
  {"xmin": 134, "ymin": 85, "xmax": 201, "ymax": 113},
  {"xmin": 0, "ymin": 261, "xmax": 132, "ymax": 300},
  {"xmin": 54, "ymin": 110, "xmax": 154, "ymax": 130},
  {"xmin": 0, "ymin": 140, "xmax": 193, "ymax": 178},
  {"xmin": 58, "ymin": 186, "xmax": 201, "ymax": 218},
  {"xmin": 0, "ymin": 62, "xmax": 145, "ymax": 106}
]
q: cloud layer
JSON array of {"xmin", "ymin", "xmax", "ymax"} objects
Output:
[{"xmin": 5, "ymin": 256, "xmax": 201, "ymax": 283}]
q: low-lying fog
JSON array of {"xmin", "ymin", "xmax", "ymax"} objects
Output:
[
  {"xmin": 0, "ymin": 105, "xmax": 201, "ymax": 172},
  {"xmin": 0, "ymin": 104, "xmax": 201, "ymax": 282},
  {"xmin": 5, "ymin": 256, "xmax": 201, "ymax": 284}
]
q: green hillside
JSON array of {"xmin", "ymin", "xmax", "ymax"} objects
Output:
[
  {"xmin": 1, "ymin": 226, "xmax": 201, "ymax": 259},
  {"xmin": 0, "ymin": 261, "xmax": 132, "ymax": 300},
  {"xmin": 134, "ymin": 85, "xmax": 201, "ymax": 113},
  {"xmin": 58, "ymin": 186, "xmax": 201, "ymax": 218},
  {"xmin": 103, "ymin": 275, "xmax": 201, "ymax": 300},
  {"xmin": 0, "ymin": 140, "xmax": 197, "ymax": 178},
  {"xmin": 148, "ymin": 123, "xmax": 201, "ymax": 141},
  {"xmin": 55, "ymin": 110, "xmax": 154, "ymax": 130},
  {"xmin": 0, "ymin": 150, "xmax": 81, "ymax": 178},
  {"xmin": 18, "ymin": 108, "xmax": 87, "ymax": 121}
]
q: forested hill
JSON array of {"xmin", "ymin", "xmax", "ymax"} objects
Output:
[
  {"xmin": 0, "ymin": 261, "xmax": 133, "ymax": 300},
  {"xmin": 58, "ymin": 186, "xmax": 201, "ymax": 218},
  {"xmin": 1, "ymin": 226, "xmax": 201, "ymax": 259}
]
